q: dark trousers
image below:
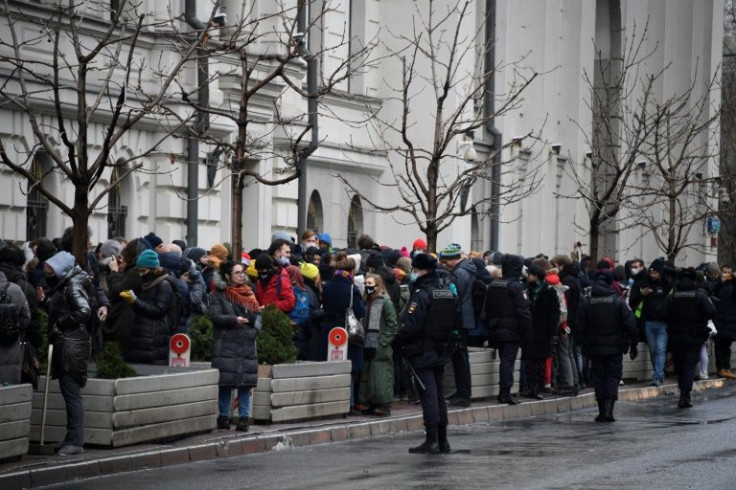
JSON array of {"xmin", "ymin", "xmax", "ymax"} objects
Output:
[
  {"xmin": 450, "ymin": 330, "xmax": 471, "ymax": 399},
  {"xmin": 58, "ymin": 374, "xmax": 85, "ymax": 447},
  {"xmin": 714, "ymin": 337, "xmax": 734, "ymax": 370},
  {"xmin": 416, "ymin": 365, "xmax": 448, "ymax": 429},
  {"xmin": 590, "ymin": 354, "xmax": 623, "ymax": 401},
  {"xmin": 525, "ymin": 357, "xmax": 545, "ymax": 394},
  {"xmin": 672, "ymin": 343, "xmax": 701, "ymax": 393},
  {"xmin": 498, "ymin": 342, "xmax": 520, "ymax": 393}
]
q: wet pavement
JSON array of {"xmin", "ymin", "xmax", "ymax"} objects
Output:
[{"xmin": 38, "ymin": 383, "xmax": 736, "ymax": 490}]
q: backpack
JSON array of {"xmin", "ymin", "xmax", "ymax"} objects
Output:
[
  {"xmin": 288, "ymin": 286, "xmax": 311, "ymax": 327},
  {"xmin": 0, "ymin": 283, "xmax": 20, "ymax": 342}
]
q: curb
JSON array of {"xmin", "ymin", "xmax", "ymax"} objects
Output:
[{"xmin": 1, "ymin": 378, "xmax": 726, "ymax": 489}]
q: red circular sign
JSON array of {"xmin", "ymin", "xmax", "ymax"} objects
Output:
[
  {"xmin": 170, "ymin": 333, "xmax": 191, "ymax": 356},
  {"xmin": 329, "ymin": 327, "xmax": 348, "ymax": 347}
]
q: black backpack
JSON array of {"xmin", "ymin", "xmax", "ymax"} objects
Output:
[{"xmin": 0, "ymin": 283, "xmax": 20, "ymax": 342}]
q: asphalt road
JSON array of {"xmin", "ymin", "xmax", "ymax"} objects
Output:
[{"xmin": 43, "ymin": 386, "xmax": 736, "ymax": 490}]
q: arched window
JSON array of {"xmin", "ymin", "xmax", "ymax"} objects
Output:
[
  {"xmin": 347, "ymin": 195, "xmax": 363, "ymax": 249},
  {"xmin": 107, "ymin": 166, "xmax": 128, "ymax": 239},
  {"xmin": 307, "ymin": 190, "xmax": 324, "ymax": 233},
  {"xmin": 26, "ymin": 153, "xmax": 51, "ymax": 241}
]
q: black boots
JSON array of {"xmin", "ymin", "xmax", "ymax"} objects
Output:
[
  {"xmin": 438, "ymin": 425, "xmax": 451, "ymax": 454},
  {"xmin": 678, "ymin": 391, "xmax": 693, "ymax": 408},
  {"xmin": 498, "ymin": 388, "xmax": 520, "ymax": 405},
  {"xmin": 409, "ymin": 427, "xmax": 440, "ymax": 454},
  {"xmin": 236, "ymin": 416, "xmax": 249, "ymax": 431},
  {"xmin": 603, "ymin": 399, "xmax": 616, "ymax": 422},
  {"xmin": 595, "ymin": 399, "xmax": 606, "ymax": 422},
  {"xmin": 217, "ymin": 415, "xmax": 230, "ymax": 429}
]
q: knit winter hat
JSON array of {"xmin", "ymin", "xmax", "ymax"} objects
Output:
[
  {"xmin": 411, "ymin": 253, "xmax": 438, "ymax": 271},
  {"xmin": 527, "ymin": 263, "xmax": 547, "ymax": 279},
  {"xmin": 44, "ymin": 251, "xmax": 76, "ymax": 278},
  {"xmin": 99, "ymin": 239, "xmax": 124, "ymax": 266},
  {"xmin": 300, "ymin": 262, "xmax": 319, "ymax": 281},
  {"xmin": 596, "ymin": 259, "xmax": 612, "ymax": 271},
  {"xmin": 241, "ymin": 252, "xmax": 252, "ymax": 267},
  {"xmin": 184, "ymin": 247, "xmax": 207, "ymax": 264},
  {"xmin": 440, "ymin": 243, "xmax": 462, "ymax": 260},
  {"xmin": 413, "ymin": 238, "xmax": 427, "ymax": 250},
  {"xmin": 209, "ymin": 244, "xmax": 228, "ymax": 261},
  {"xmin": 136, "ymin": 249, "xmax": 160, "ymax": 269},
  {"xmin": 246, "ymin": 260, "xmax": 258, "ymax": 279},
  {"xmin": 317, "ymin": 233, "xmax": 332, "ymax": 245},
  {"xmin": 649, "ymin": 258, "xmax": 666, "ymax": 273},
  {"xmin": 255, "ymin": 253, "xmax": 274, "ymax": 271},
  {"xmin": 365, "ymin": 251, "xmax": 384, "ymax": 270},
  {"xmin": 143, "ymin": 232, "xmax": 163, "ymax": 250}
]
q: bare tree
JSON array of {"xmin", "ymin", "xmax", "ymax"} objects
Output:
[
  {"xmin": 718, "ymin": 4, "xmax": 736, "ymax": 266},
  {"xmin": 562, "ymin": 20, "xmax": 664, "ymax": 264},
  {"xmin": 173, "ymin": 0, "xmax": 377, "ymax": 256},
  {"xmin": 337, "ymin": 0, "xmax": 540, "ymax": 252},
  {"xmin": 626, "ymin": 71, "xmax": 721, "ymax": 263},
  {"xmin": 0, "ymin": 0, "xmax": 203, "ymax": 265}
]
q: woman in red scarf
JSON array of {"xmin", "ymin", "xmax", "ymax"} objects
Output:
[{"xmin": 209, "ymin": 261, "xmax": 261, "ymax": 431}]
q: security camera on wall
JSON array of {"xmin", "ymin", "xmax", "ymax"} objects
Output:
[
  {"xmin": 213, "ymin": 6, "xmax": 227, "ymax": 27},
  {"xmin": 550, "ymin": 143, "xmax": 562, "ymax": 155}
]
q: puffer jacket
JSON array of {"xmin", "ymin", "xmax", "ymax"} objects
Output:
[
  {"xmin": 126, "ymin": 270, "xmax": 174, "ymax": 365},
  {"xmin": 0, "ymin": 263, "xmax": 41, "ymax": 347},
  {"xmin": 255, "ymin": 268, "xmax": 296, "ymax": 313},
  {"xmin": 209, "ymin": 280, "xmax": 261, "ymax": 387},
  {"xmin": 45, "ymin": 259, "xmax": 92, "ymax": 385},
  {"xmin": 451, "ymin": 258, "xmax": 477, "ymax": 330}
]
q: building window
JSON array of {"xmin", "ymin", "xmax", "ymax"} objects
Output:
[
  {"xmin": 347, "ymin": 195, "xmax": 363, "ymax": 249},
  {"xmin": 26, "ymin": 154, "xmax": 49, "ymax": 241},
  {"xmin": 307, "ymin": 190, "xmax": 324, "ymax": 233},
  {"xmin": 107, "ymin": 167, "xmax": 128, "ymax": 239}
]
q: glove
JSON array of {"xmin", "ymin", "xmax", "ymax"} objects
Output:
[
  {"xmin": 630, "ymin": 344, "xmax": 639, "ymax": 361},
  {"xmin": 119, "ymin": 290, "xmax": 137, "ymax": 304},
  {"xmin": 364, "ymin": 347, "xmax": 376, "ymax": 361}
]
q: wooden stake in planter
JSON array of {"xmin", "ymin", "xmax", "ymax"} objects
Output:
[{"xmin": 28, "ymin": 345, "xmax": 55, "ymax": 455}]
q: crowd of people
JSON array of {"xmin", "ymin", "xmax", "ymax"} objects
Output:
[{"xmin": 0, "ymin": 228, "xmax": 732, "ymax": 455}]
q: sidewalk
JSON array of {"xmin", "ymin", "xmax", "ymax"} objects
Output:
[{"xmin": 0, "ymin": 378, "xmax": 726, "ymax": 489}]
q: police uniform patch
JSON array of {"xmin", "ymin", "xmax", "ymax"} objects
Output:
[{"xmin": 408, "ymin": 302, "xmax": 417, "ymax": 313}]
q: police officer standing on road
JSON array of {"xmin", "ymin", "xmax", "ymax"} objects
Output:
[
  {"xmin": 393, "ymin": 253, "xmax": 460, "ymax": 454},
  {"xmin": 662, "ymin": 268, "xmax": 716, "ymax": 408},
  {"xmin": 578, "ymin": 271, "xmax": 637, "ymax": 422},
  {"xmin": 484, "ymin": 254, "xmax": 532, "ymax": 405}
]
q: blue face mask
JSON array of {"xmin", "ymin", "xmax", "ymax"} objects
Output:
[
  {"xmin": 277, "ymin": 256, "xmax": 290, "ymax": 267},
  {"xmin": 409, "ymin": 272, "xmax": 418, "ymax": 283}
]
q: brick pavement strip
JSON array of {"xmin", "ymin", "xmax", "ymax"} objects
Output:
[{"xmin": 0, "ymin": 379, "xmax": 726, "ymax": 488}]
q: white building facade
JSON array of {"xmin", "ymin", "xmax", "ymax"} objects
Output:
[{"xmin": 0, "ymin": 0, "xmax": 723, "ymax": 265}]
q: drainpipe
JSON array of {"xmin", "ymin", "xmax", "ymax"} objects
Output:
[
  {"xmin": 184, "ymin": 0, "xmax": 208, "ymax": 247},
  {"xmin": 485, "ymin": 0, "xmax": 501, "ymax": 251},
  {"xmin": 296, "ymin": 1, "xmax": 319, "ymax": 237}
]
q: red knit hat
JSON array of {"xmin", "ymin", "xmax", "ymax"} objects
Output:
[{"xmin": 413, "ymin": 238, "xmax": 427, "ymax": 250}]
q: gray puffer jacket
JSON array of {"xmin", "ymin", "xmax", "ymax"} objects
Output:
[
  {"xmin": 0, "ymin": 271, "xmax": 31, "ymax": 385},
  {"xmin": 208, "ymin": 278, "xmax": 261, "ymax": 388},
  {"xmin": 452, "ymin": 259, "xmax": 477, "ymax": 330}
]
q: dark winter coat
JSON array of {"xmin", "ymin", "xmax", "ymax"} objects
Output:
[
  {"xmin": 524, "ymin": 280, "xmax": 560, "ymax": 359},
  {"xmin": 105, "ymin": 265, "xmax": 143, "ymax": 350},
  {"xmin": 321, "ymin": 273, "xmax": 365, "ymax": 372},
  {"xmin": 578, "ymin": 282, "xmax": 637, "ymax": 356},
  {"xmin": 484, "ymin": 255, "xmax": 532, "ymax": 347},
  {"xmin": 359, "ymin": 296, "xmax": 398, "ymax": 404},
  {"xmin": 663, "ymin": 279, "xmax": 716, "ymax": 345},
  {"xmin": 394, "ymin": 271, "xmax": 460, "ymax": 370},
  {"xmin": 629, "ymin": 276, "xmax": 672, "ymax": 322},
  {"xmin": 0, "ymin": 272, "xmax": 31, "ymax": 385},
  {"xmin": 208, "ymin": 287, "xmax": 260, "ymax": 388},
  {"xmin": 126, "ymin": 271, "xmax": 174, "ymax": 365},
  {"xmin": 47, "ymin": 265, "xmax": 92, "ymax": 385},
  {"xmin": 450, "ymin": 258, "xmax": 477, "ymax": 330},
  {"xmin": 713, "ymin": 279, "xmax": 736, "ymax": 339},
  {"xmin": 0, "ymin": 263, "xmax": 41, "ymax": 347}
]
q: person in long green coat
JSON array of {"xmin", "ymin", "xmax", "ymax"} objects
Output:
[{"xmin": 359, "ymin": 273, "xmax": 398, "ymax": 415}]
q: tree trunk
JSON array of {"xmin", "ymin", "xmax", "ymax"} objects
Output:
[
  {"xmin": 72, "ymin": 187, "xmax": 90, "ymax": 269},
  {"xmin": 426, "ymin": 222, "xmax": 438, "ymax": 255},
  {"xmin": 589, "ymin": 222, "xmax": 600, "ymax": 267},
  {"xmin": 231, "ymin": 167, "xmax": 243, "ymax": 261}
]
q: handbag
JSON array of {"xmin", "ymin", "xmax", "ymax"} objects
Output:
[
  {"xmin": 20, "ymin": 337, "xmax": 40, "ymax": 390},
  {"xmin": 345, "ymin": 286, "xmax": 364, "ymax": 345}
]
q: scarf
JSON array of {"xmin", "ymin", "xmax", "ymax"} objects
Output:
[
  {"xmin": 226, "ymin": 284, "xmax": 260, "ymax": 312},
  {"xmin": 364, "ymin": 297, "xmax": 384, "ymax": 349}
]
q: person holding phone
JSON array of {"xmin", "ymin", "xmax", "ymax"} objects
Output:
[{"xmin": 629, "ymin": 258, "xmax": 672, "ymax": 386}]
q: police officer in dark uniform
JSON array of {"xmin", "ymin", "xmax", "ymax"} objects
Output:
[
  {"xmin": 393, "ymin": 253, "xmax": 460, "ymax": 454},
  {"xmin": 578, "ymin": 271, "xmax": 637, "ymax": 422},
  {"xmin": 484, "ymin": 254, "xmax": 532, "ymax": 405},
  {"xmin": 662, "ymin": 267, "xmax": 716, "ymax": 408}
]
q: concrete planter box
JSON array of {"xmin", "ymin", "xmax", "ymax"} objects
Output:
[
  {"xmin": 0, "ymin": 384, "xmax": 32, "ymax": 460},
  {"xmin": 444, "ymin": 348, "xmax": 520, "ymax": 399},
  {"xmin": 622, "ymin": 342, "xmax": 654, "ymax": 381},
  {"xmin": 252, "ymin": 361, "xmax": 351, "ymax": 423},
  {"xmin": 30, "ymin": 366, "xmax": 218, "ymax": 447}
]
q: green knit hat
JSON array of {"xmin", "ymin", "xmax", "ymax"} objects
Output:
[
  {"xmin": 136, "ymin": 249, "xmax": 160, "ymax": 269},
  {"xmin": 440, "ymin": 243, "xmax": 462, "ymax": 259}
]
